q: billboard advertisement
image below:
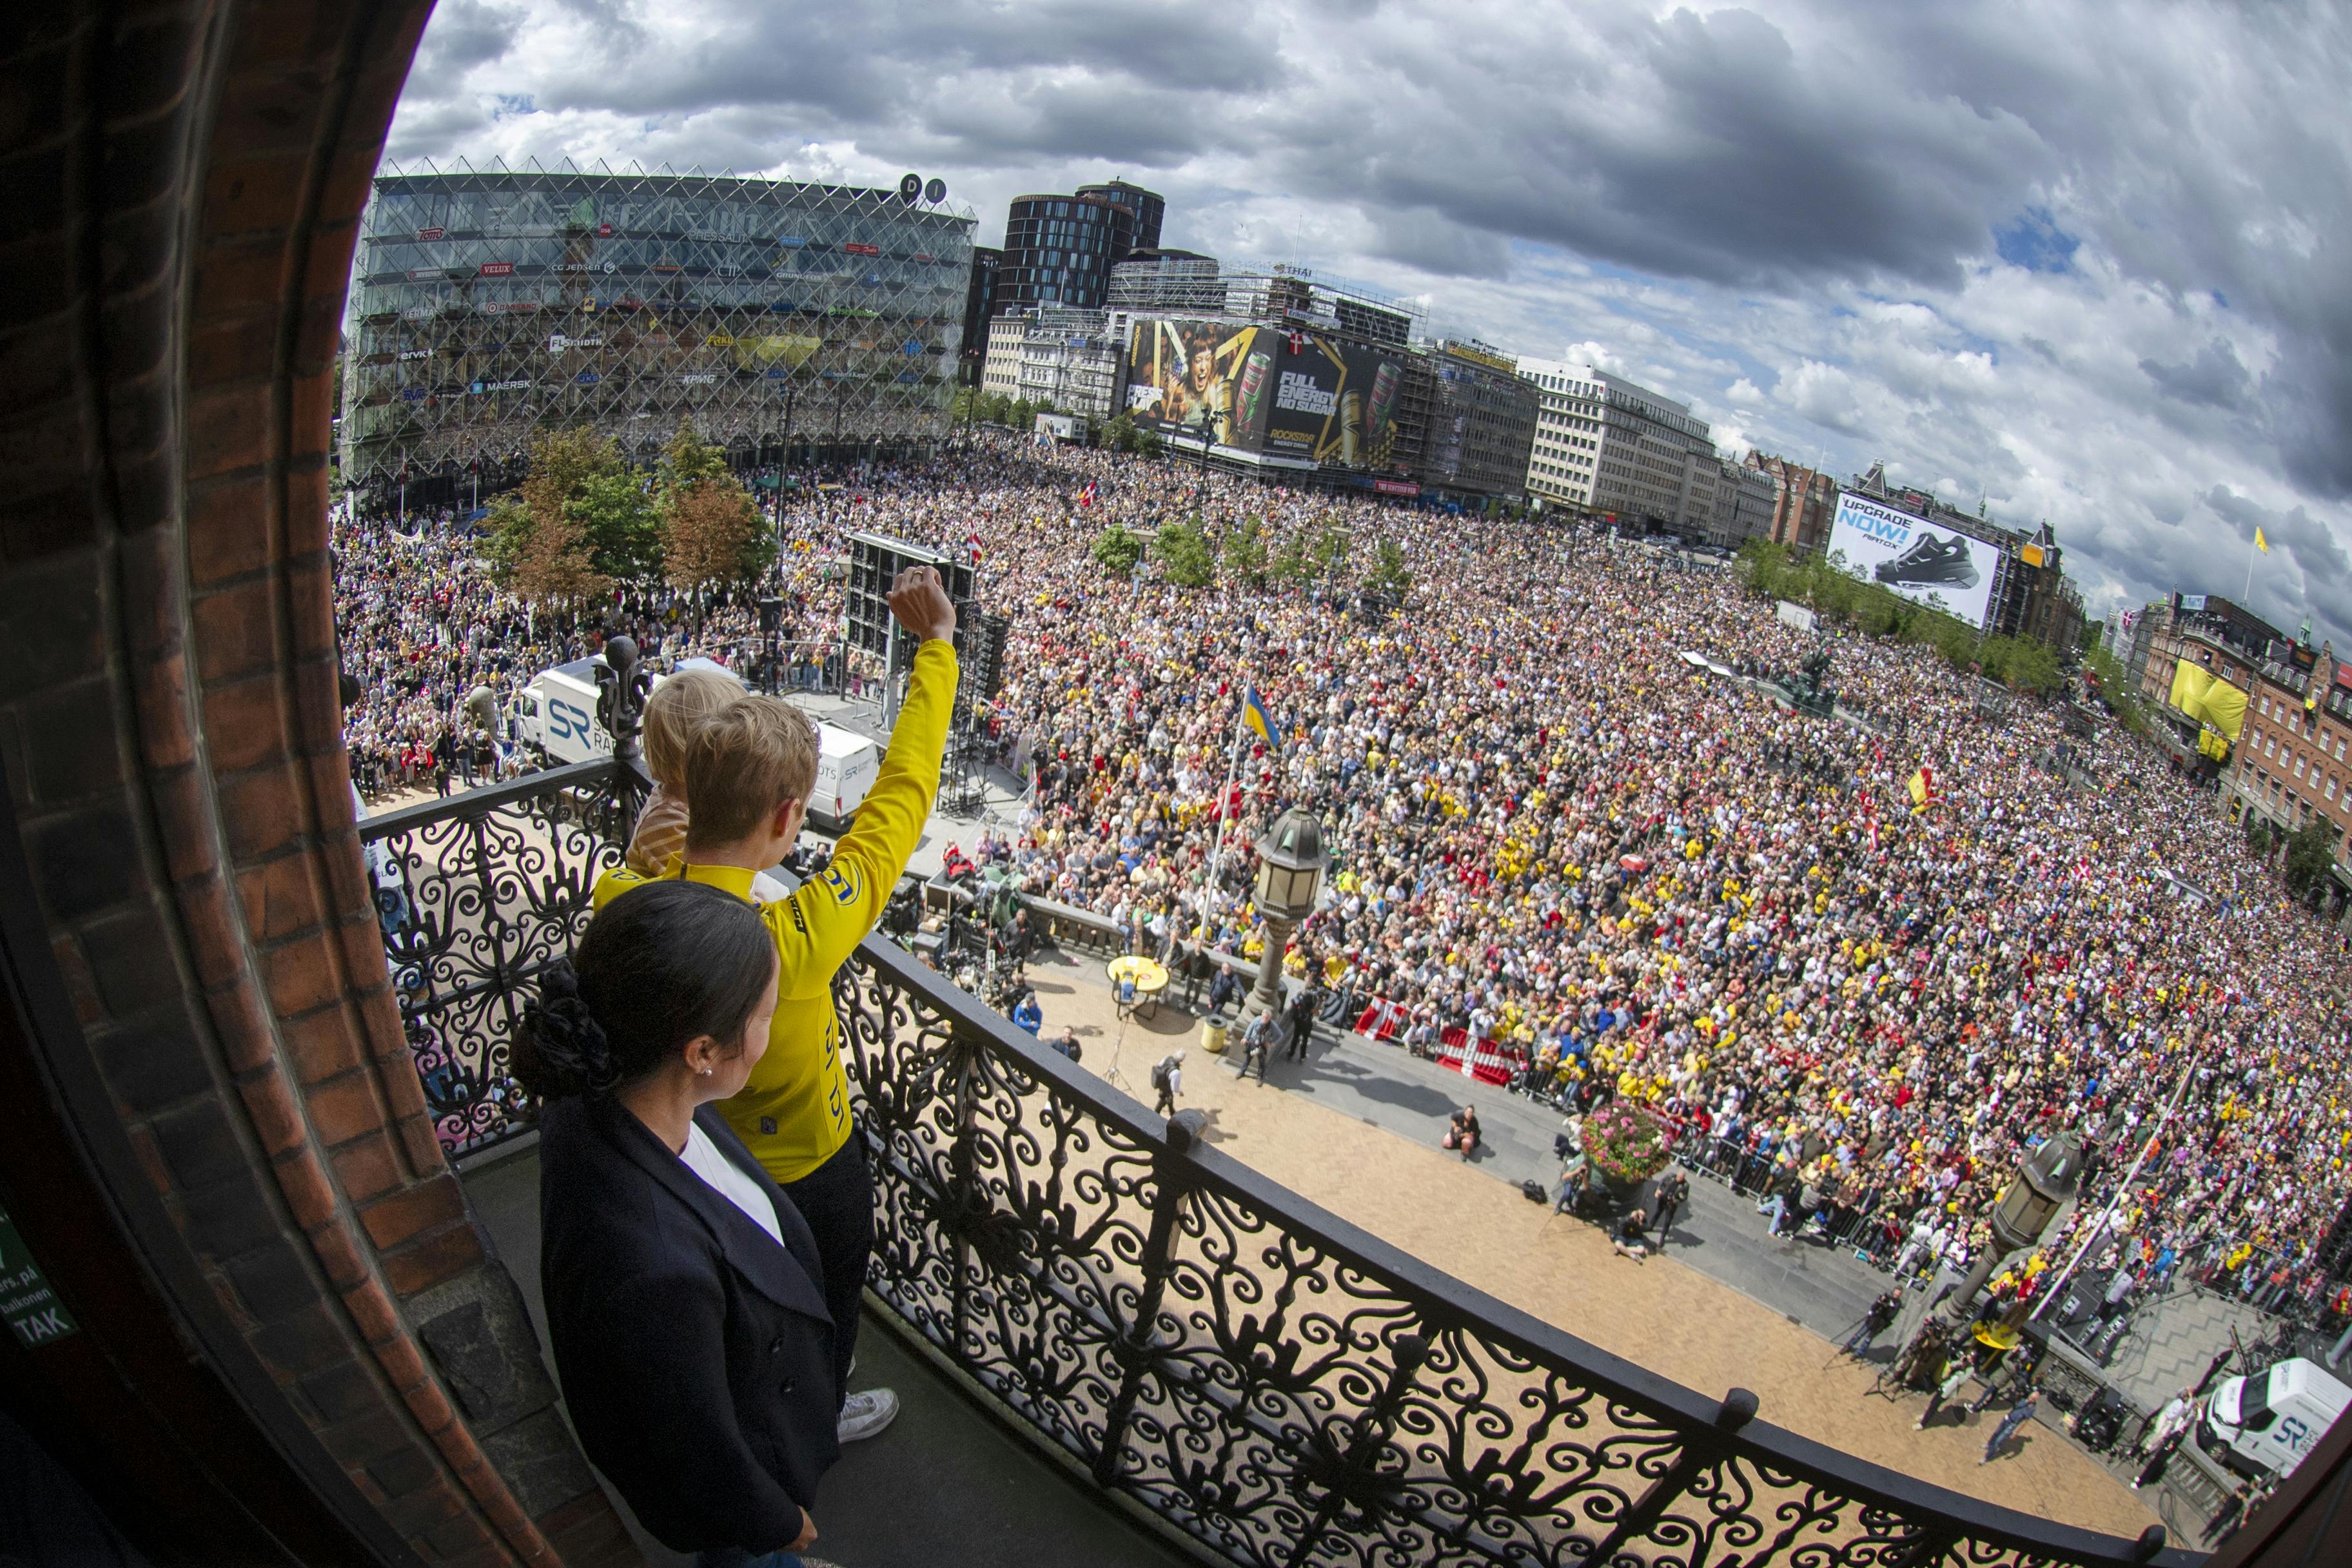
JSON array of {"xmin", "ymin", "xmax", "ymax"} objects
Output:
[
  {"xmin": 1124, "ymin": 320, "xmax": 1407, "ymax": 469},
  {"xmin": 1262, "ymin": 333, "xmax": 1407, "ymax": 469},
  {"xmin": 1126, "ymin": 319, "xmax": 1271, "ymax": 449},
  {"xmin": 1826, "ymin": 492, "xmax": 1999, "ymax": 629}
]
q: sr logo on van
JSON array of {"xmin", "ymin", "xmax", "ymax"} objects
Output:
[{"xmin": 547, "ymin": 698, "xmax": 593, "ymax": 743}]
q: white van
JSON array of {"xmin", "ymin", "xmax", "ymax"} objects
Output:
[
  {"xmin": 808, "ymin": 723, "xmax": 881, "ymax": 831},
  {"xmin": 2203, "ymin": 1357, "xmax": 2351, "ymax": 1478},
  {"xmin": 515, "ymin": 659, "xmax": 612, "ymax": 767}
]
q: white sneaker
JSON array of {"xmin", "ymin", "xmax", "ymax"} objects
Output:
[{"xmin": 837, "ymin": 1387, "xmax": 900, "ymax": 1443}]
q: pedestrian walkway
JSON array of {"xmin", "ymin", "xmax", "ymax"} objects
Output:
[
  {"xmin": 2095, "ymin": 1288, "xmax": 2275, "ymax": 1413},
  {"xmin": 1017, "ymin": 950, "xmax": 2157, "ymax": 1538}
]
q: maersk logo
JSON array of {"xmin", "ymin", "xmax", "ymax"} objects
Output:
[{"xmin": 1275, "ymin": 370, "xmax": 1335, "ymax": 416}]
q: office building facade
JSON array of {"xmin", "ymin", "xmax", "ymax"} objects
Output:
[
  {"xmin": 1518, "ymin": 358, "xmax": 1605, "ymax": 509},
  {"xmin": 2229, "ymin": 639, "xmax": 2352, "ymax": 911},
  {"xmin": 981, "ymin": 308, "xmax": 1122, "ymax": 417},
  {"xmin": 340, "ymin": 162, "xmax": 975, "ymax": 485},
  {"xmin": 1749, "ymin": 453, "xmax": 1839, "ymax": 553},
  {"xmin": 1106, "ymin": 249, "xmax": 1222, "ymax": 313},
  {"xmin": 1592, "ymin": 371, "xmax": 1719, "ymax": 534},
  {"xmin": 957, "ymin": 246, "xmax": 1000, "ymax": 385},
  {"xmin": 1416, "ymin": 340, "xmax": 1538, "ymax": 501},
  {"xmin": 1710, "ymin": 457, "xmax": 1779, "ymax": 551},
  {"xmin": 994, "ymin": 181, "xmax": 1165, "ymax": 314}
]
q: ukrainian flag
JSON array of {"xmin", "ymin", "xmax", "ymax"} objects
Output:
[{"xmin": 1242, "ymin": 687, "xmax": 1284, "ymax": 750}]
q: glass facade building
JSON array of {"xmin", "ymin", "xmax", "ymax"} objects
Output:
[
  {"xmin": 994, "ymin": 181, "xmax": 1164, "ymax": 315},
  {"xmin": 340, "ymin": 161, "xmax": 977, "ymax": 488}
]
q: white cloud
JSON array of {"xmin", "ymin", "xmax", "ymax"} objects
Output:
[{"xmin": 386, "ymin": 0, "xmax": 2352, "ymax": 643}]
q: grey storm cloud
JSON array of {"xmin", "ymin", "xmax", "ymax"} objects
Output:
[
  {"xmin": 387, "ymin": 0, "xmax": 2352, "ymax": 640},
  {"xmin": 2142, "ymin": 341, "xmax": 2253, "ymax": 412},
  {"xmin": 2205, "ymin": 485, "xmax": 2352, "ymax": 595}
]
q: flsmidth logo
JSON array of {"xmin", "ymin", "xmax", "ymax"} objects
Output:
[{"xmin": 478, "ymin": 262, "xmax": 514, "ymax": 277}]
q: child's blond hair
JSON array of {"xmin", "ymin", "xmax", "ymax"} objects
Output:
[
  {"xmin": 683, "ymin": 695, "xmax": 820, "ymax": 848},
  {"xmin": 642, "ymin": 668, "xmax": 745, "ymax": 787}
]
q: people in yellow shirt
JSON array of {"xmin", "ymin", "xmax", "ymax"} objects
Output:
[{"xmin": 590, "ymin": 565, "xmax": 958, "ymax": 1444}]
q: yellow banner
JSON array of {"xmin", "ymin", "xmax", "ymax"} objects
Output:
[
  {"xmin": 2168, "ymin": 658, "xmax": 2246, "ymax": 741},
  {"xmin": 730, "ymin": 333, "xmax": 821, "ymax": 369}
]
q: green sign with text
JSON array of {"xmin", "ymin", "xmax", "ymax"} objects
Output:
[{"xmin": 0, "ymin": 1204, "xmax": 78, "ymax": 1348}]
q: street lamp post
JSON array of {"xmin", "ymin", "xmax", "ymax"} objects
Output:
[
  {"xmin": 1246, "ymin": 807, "xmax": 1328, "ymax": 1021},
  {"xmin": 1935, "ymin": 1133, "xmax": 2084, "ymax": 1329}
]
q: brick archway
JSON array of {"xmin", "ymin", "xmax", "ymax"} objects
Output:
[{"xmin": 1, "ymin": 6, "xmax": 629, "ymax": 1563}]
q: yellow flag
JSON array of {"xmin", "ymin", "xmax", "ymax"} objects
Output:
[{"xmin": 2255, "ymin": 526, "xmax": 2269, "ymax": 554}]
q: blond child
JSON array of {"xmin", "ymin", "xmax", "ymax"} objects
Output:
[{"xmin": 628, "ymin": 667, "xmax": 790, "ymax": 901}]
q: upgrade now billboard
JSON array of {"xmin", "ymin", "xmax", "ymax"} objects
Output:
[{"xmin": 1826, "ymin": 492, "xmax": 1999, "ymax": 629}]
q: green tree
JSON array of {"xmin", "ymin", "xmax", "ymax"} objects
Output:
[
  {"xmin": 1155, "ymin": 514, "xmax": 1218, "ymax": 589},
  {"xmin": 1102, "ymin": 411, "xmax": 1141, "ymax": 453},
  {"xmin": 569, "ymin": 468, "xmax": 661, "ymax": 582},
  {"xmin": 2246, "ymin": 814, "xmax": 2273, "ymax": 860},
  {"xmin": 2082, "ymin": 640, "xmax": 2150, "ymax": 735},
  {"xmin": 485, "ymin": 427, "xmax": 649, "ymax": 608},
  {"xmin": 1364, "ymin": 538, "xmax": 1412, "ymax": 603},
  {"xmin": 1224, "ymin": 514, "xmax": 1268, "ymax": 587},
  {"xmin": 2283, "ymin": 817, "xmax": 2339, "ymax": 905},
  {"xmin": 1092, "ymin": 521, "xmax": 1146, "ymax": 578},
  {"xmin": 654, "ymin": 424, "xmax": 770, "ymax": 591},
  {"xmin": 1271, "ymin": 531, "xmax": 1310, "ymax": 585},
  {"xmin": 657, "ymin": 423, "xmax": 732, "ymax": 493}
]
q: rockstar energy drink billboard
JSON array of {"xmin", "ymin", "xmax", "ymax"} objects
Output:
[
  {"xmin": 1262, "ymin": 333, "xmax": 1405, "ymax": 469},
  {"xmin": 1124, "ymin": 318, "xmax": 1405, "ymax": 469},
  {"xmin": 1125, "ymin": 319, "xmax": 1270, "ymax": 449}
]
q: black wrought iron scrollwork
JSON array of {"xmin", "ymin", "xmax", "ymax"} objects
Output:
[
  {"xmin": 360, "ymin": 758, "xmax": 645, "ymax": 1157},
  {"xmin": 832, "ymin": 936, "xmax": 2194, "ymax": 1568},
  {"xmin": 359, "ymin": 778, "xmax": 2190, "ymax": 1566}
]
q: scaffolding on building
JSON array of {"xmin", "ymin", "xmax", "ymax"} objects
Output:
[{"xmin": 339, "ymin": 159, "xmax": 978, "ymax": 500}]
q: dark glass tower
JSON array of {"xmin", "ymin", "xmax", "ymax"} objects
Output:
[{"xmin": 994, "ymin": 180, "xmax": 1165, "ymax": 315}]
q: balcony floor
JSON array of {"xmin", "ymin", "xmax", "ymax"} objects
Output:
[{"xmin": 461, "ymin": 1145, "xmax": 1191, "ymax": 1568}]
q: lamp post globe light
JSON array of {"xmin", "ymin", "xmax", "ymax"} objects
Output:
[
  {"xmin": 1937, "ymin": 1132, "xmax": 2083, "ymax": 1327},
  {"xmin": 1248, "ymin": 806, "xmax": 1328, "ymax": 1021}
]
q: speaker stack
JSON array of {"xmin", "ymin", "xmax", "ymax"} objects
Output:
[{"xmin": 845, "ymin": 533, "xmax": 977, "ymax": 674}]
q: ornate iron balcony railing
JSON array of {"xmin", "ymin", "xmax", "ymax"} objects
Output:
[{"xmin": 362, "ymin": 763, "xmax": 2192, "ymax": 1567}]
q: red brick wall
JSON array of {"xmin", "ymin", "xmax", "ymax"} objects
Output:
[{"xmin": 0, "ymin": 5, "xmax": 632, "ymax": 1563}]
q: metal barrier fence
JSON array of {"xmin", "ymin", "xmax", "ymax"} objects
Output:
[
  {"xmin": 1671, "ymin": 1125, "xmax": 1913, "ymax": 1272},
  {"xmin": 362, "ymin": 770, "xmax": 2190, "ymax": 1565}
]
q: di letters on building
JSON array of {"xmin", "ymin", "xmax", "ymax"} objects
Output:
[{"xmin": 1826, "ymin": 493, "xmax": 1999, "ymax": 629}]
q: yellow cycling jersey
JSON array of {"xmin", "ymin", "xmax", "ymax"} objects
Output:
[{"xmin": 591, "ymin": 638, "xmax": 957, "ymax": 1184}]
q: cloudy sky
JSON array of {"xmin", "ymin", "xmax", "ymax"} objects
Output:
[{"xmin": 387, "ymin": 0, "xmax": 2352, "ymax": 644}]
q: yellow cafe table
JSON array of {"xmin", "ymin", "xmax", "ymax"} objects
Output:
[{"xmin": 1108, "ymin": 955, "xmax": 1170, "ymax": 1021}]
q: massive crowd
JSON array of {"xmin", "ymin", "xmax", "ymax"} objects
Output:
[{"xmin": 335, "ymin": 429, "xmax": 2352, "ymax": 1329}]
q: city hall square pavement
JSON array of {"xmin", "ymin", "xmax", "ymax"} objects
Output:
[{"xmin": 1021, "ymin": 948, "xmax": 2158, "ymax": 1540}]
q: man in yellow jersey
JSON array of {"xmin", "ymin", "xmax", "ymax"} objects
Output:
[{"xmin": 591, "ymin": 565, "xmax": 957, "ymax": 1444}]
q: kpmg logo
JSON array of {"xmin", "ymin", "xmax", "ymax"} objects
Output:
[{"xmin": 1274, "ymin": 369, "xmax": 1336, "ymax": 416}]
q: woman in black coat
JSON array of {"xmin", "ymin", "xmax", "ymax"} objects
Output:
[{"xmin": 519, "ymin": 879, "xmax": 838, "ymax": 1563}]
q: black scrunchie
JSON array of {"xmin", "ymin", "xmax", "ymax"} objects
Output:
[{"xmin": 524, "ymin": 961, "xmax": 619, "ymax": 1095}]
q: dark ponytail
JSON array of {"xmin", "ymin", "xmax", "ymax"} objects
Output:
[{"xmin": 516, "ymin": 881, "xmax": 776, "ymax": 1099}]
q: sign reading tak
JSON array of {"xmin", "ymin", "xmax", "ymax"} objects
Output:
[{"xmin": 0, "ymin": 1204, "xmax": 78, "ymax": 1348}]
